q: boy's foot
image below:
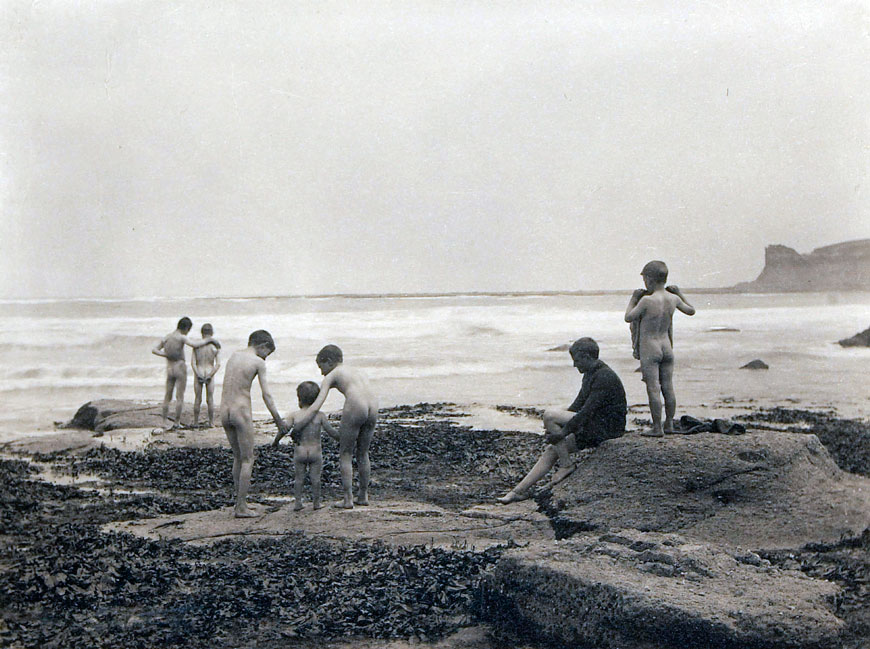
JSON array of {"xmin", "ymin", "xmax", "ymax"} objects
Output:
[
  {"xmin": 333, "ymin": 501, "xmax": 354, "ymax": 510},
  {"xmin": 354, "ymin": 498, "xmax": 370, "ymax": 506},
  {"xmin": 640, "ymin": 429, "xmax": 664, "ymax": 438},
  {"xmin": 233, "ymin": 508, "xmax": 259, "ymax": 518},
  {"xmin": 550, "ymin": 465, "xmax": 577, "ymax": 486},
  {"xmin": 497, "ymin": 490, "xmax": 529, "ymax": 505},
  {"xmin": 312, "ymin": 503, "xmax": 324, "ymax": 510},
  {"xmin": 293, "ymin": 503, "xmax": 304, "ymax": 512}
]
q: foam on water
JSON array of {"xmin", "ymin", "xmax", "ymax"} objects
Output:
[{"xmin": 1, "ymin": 292, "xmax": 868, "ymax": 441}]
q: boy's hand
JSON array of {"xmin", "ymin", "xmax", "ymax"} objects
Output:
[
  {"xmin": 631, "ymin": 288, "xmax": 648, "ymax": 301},
  {"xmin": 666, "ymin": 285, "xmax": 681, "ymax": 295},
  {"xmin": 546, "ymin": 431, "xmax": 565, "ymax": 445},
  {"xmin": 289, "ymin": 427, "xmax": 301, "ymax": 445}
]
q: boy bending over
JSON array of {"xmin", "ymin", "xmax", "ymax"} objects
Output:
[
  {"xmin": 152, "ymin": 317, "xmax": 220, "ymax": 431},
  {"xmin": 624, "ymin": 260, "xmax": 695, "ymax": 437},
  {"xmin": 272, "ymin": 381, "xmax": 340, "ymax": 511},
  {"xmin": 220, "ymin": 330, "xmax": 287, "ymax": 517},
  {"xmin": 294, "ymin": 345, "xmax": 377, "ymax": 509}
]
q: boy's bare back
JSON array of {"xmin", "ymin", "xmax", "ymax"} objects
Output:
[
  {"xmin": 220, "ymin": 350, "xmax": 265, "ymax": 417},
  {"xmin": 194, "ymin": 343, "xmax": 219, "ymax": 374},
  {"xmin": 288, "ymin": 410, "xmax": 329, "ymax": 447}
]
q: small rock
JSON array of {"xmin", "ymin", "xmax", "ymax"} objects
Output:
[
  {"xmin": 740, "ymin": 359, "xmax": 769, "ymax": 370},
  {"xmin": 838, "ymin": 325, "xmax": 870, "ymax": 347}
]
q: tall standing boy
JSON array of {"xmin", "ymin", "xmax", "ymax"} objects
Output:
[
  {"xmin": 191, "ymin": 323, "xmax": 221, "ymax": 428},
  {"xmin": 152, "ymin": 317, "xmax": 221, "ymax": 431},
  {"xmin": 624, "ymin": 261, "xmax": 695, "ymax": 437},
  {"xmin": 220, "ymin": 330, "xmax": 287, "ymax": 517},
  {"xmin": 294, "ymin": 345, "xmax": 378, "ymax": 509}
]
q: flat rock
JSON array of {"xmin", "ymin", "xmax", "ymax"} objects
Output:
[
  {"xmin": 741, "ymin": 359, "xmax": 769, "ymax": 369},
  {"xmin": 542, "ymin": 431, "xmax": 870, "ymax": 549},
  {"xmin": 484, "ymin": 530, "xmax": 843, "ymax": 649},
  {"xmin": 106, "ymin": 499, "xmax": 554, "ymax": 550},
  {"xmin": 65, "ymin": 399, "xmax": 197, "ymax": 432}
]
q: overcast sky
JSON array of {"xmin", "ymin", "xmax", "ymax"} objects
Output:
[{"xmin": 1, "ymin": 1, "xmax": 868, "ymax": 298}]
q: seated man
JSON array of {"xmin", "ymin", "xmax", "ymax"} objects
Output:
[{"xmin": 498, "ymin": 337, "xmax": 627, "ymax": 504}]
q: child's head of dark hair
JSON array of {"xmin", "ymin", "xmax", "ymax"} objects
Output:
[
  {"xmin": 177, "ymin": 317, "xmax": 193, "ymax": 333},
  {"xmin": 296, "ymin": 381, "xmax": 320, "ymax": 407},
  {"xmin": 201, "ymin": 323, "xmax": 214, "ymax": 336},
  {"xmin": 316, "ymin": 344, "xmax": 343, "ymax": 365},
  {"xmin": 569, "ymin": 337, "xmax": 599, "ymax": 360},
  {"xmin": 248, "ymin": 330, "xmax": 275, "ymax": 352},
  {"xmin": 641, "ymin": 260, "xmax": 668, "ymax": 284}
]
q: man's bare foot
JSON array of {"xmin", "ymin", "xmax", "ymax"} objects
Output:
[
  {"xmin": 640, "ymin": 429, "xmax": 664, "ymax": 438},
  {"xmin": 293, "ymin": 503, "xmax": 304, "ymax": 512},
  {"xmin": 312, "ymin": 503, "xmax": 324, "ymax": 510},
  {"xmin": 234, "ymin": 508, "xmax": 259, "ymax": 518},
  {"xmin": 550, "ymin": 465, "xmax": 577, "ymax": 485},
  {"xmin": 333, "ymin": 501, "xmax": 354, "ymax": 509},
  {"xmin": 497, "ymin": 490, "xmax": 529, "ymax": 505}
]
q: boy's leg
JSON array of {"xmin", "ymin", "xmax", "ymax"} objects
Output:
[
  {"xmin": 174, "ymin": 367, "xmax": 187, "ymax": 429},
  {"xmin": 293, "ymin": 454, "xmax": 306, "ymax": 510},
  {"xmin": 311, "ymin": 454, "xmax": 323, "ymax": 509},
  {"xmin": 354, "ymin": 413, "xmax": 377, "ymax": 506},
  {"xmin": 223, "ymin": 418, "xmax": 241, "ymax": 501},
  {"xmin": 161, "ymin": 373, "xmax": 175, "ymax": 430},
  {"xmin": 659, "ymin": 357, "xmax": 677, "ymax": 432},
  {"xmin": 229, "ymin": 413, "xmax": 257, "ymax": 517},
  {"xmin": 335, "ymin": 405, "xmax": 366, "ymax": 509},
  {"xmin": 641, "ymin": 361, "xmax": 664, "ymax": 436},
  {"xmin": 192, "ymin": 379, "xmax": 203, "ymax": 428},
  {"xmin": 205, "ymin": 379, "xmax": 215, "ymax": 427}
]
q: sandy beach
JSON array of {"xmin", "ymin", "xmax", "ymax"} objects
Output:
[{"xmin": 2, "ymin": 401, "xmax": 869, "ymax": 649}]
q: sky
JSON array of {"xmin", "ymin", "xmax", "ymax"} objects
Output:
[{"xmin": 1, "ymin": 0, "xmax": 868, "ymax": 298}]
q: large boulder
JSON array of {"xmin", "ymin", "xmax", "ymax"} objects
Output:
[
  {"xmin": 484, "ymin": 530, "xmax": 843, "ymax": 649},
  {"xmin": 65, "ymin": 399, "xmax": 196, "ymax": 432},
  {"xmin": 540, "ymin": 431, "xmax": 870, "ymax": 549},
  {"xmin": 838, "ymin": 325, "xmax": 870, "ymax": 347}
]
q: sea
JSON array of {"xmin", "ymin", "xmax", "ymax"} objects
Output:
[{"xmin": 1, "ymin": 291, "xmax": 868, "ymax": 442}]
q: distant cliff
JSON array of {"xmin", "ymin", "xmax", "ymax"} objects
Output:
[{"xmin": 733, "ymin": 239, "xmax": 870, "ymax": 292}]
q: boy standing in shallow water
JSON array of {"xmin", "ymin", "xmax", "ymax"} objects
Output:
[
  {"xmin": 152, "ymin": 317, "xmax": 220, "ymax": 431},
  {"xmin": 191, "ymin": 323, "xmax": 221, "ymax": 428},
  {"xmin": 294, "ymin": 345, "xmax": 378, "ymax": 509},
  {"xmin": 272, "ymin": 381, "xmax": 340, "ymax": 511},
  {"xmin": 624, "ymin": 261, "xmax": 696, "ymax": 437},
  {"xmin": 220, "ymin": 330, "xmax": 287, "ymax": 518}
]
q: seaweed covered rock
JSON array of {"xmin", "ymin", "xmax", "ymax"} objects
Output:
[
  {"xmin": 484, "ymin": 531, "xmax": 844, "ymax": 649},
  {"xmin": 541, "ymin": 432, "xmax": 870, "ymax": 549},
  {"xmin": 65, "ymin": 399, "xmax": 195, "ymax": 432}
]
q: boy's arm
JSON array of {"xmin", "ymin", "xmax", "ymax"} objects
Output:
[
  {"xmin": 666, "ymin": 286, "xmax": 696, "ymax": 315},
  {"xmin": 151, "ymin": 338, "xmax": 168, "ymax": 358},
  {"xmin": 256, "ymin": 362, "xmax": 287, "ymax": 435},
  {"xmin": 294, "ymin": 374, "xmax": 336, "ymax": 429},
  {"xmin": 190, "ymin": 350, "xmax": 201, "ymax": 377},
  {"xmin": 625, "ymin": 291, "xmax": 648, "ymax": 323},
  {"xmin": 208, "ymin": 351, "xmax": 221, "ymax": 379},
  {"xmin": 319, "ymin": 414, "xmax": 340, "ymax": 441},
  {"xmin": 186, "ymin": 336, "xmax": 222, "ymax": 350},
  {"xmin": 272, "ymin": 413, "xmax": 294, "ymax": 447}
]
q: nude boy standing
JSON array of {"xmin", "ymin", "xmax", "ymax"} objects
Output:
[
  {"xmin": 220, "ymin": 330, "xmax": 287, "ymax": 517},
  {"xmin": 152, "ymin": 317, "xmax": 220, "ymax": 431}
]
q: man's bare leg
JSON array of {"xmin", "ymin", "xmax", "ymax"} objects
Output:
[{"xmin": 354, "ymin": 414, "xmax": 376, "ymax": 506}]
